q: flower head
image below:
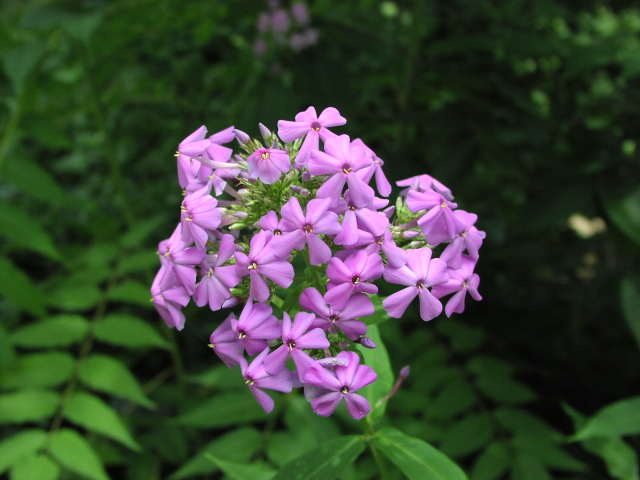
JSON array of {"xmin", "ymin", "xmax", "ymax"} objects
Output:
[
  {"xmin": 432, "ymin": 256, "xmax": 482, "ymax": 317},
  {"xmin": 241, "ymin": 347, "xmax": 294, "ymax": 413},
  {"xmin": 247, "ymin": 147, "xmax": 291, "ymax": 184},
  {"xmin": 300, "ymin": 288, "xmax": 372, "ymax": 340},
  {"xmin": 326, "ymin": 250, "xmax": 383, "ymax": 307}
]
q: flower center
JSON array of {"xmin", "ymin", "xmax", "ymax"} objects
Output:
[
  {"xmin": 342, "ymin": 166, "xmax": 353, "ymax": 174},
  {"xmin": 303, "ymin": 223, "xmax": 313, "ymax": 234},
  {"xmin": 329, "ymin": 314, "xmax": 339, "ymax": 324},
  {"xmin": 311, "ymin": 121, "xmax": 321, "ymax": 131},
  {"xmin": 287, "ymin": 340, "xmax": 296, "ymax": 351},
  {"xmin": 248, "ymin": 262, "xmax": 258, "ymax": 270},
  {"xmin": 340, "ymin": 386, "xmax": 350, "ymax": 394},
  {"xmin": 274, "ymin": 229, "xmax": 282, "ymax": 235},
  {"xmin": 238, "ymin": 330, "xmax": 247, "ymax": 339},
  {"xmin": 348, "ymin": 205, "xmax": 357, "ymax": 211},
  {"xmin": 440, "ymin": 202, "xmax": 448, "ymax": 208},
  {"xmin": 207, "ymin": 267, "xmax": 214, "ymax": 277},
  {"xmin": 463, "ymin": 280, "xmax": 468, "ymax": 288},
  {"xmin": 244, "ymin": 376, "xmax": 255, "ymax": 386},
  {"xmin": 352, "ymin": 275, "xmax": 360, "ymax": 285},
  {"xmin": 260, "ymin": 151, "xmax": 270, "ymax": 160},
  {"xmin": 416, "ymin": 280, "xmax": 425, "ymax": 289}
]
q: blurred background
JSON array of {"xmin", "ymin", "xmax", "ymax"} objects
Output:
[{"xmin": 1, "ymin": 0, "xmax": 640, "ymax": 479}]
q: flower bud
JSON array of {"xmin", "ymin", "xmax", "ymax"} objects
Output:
[
  {"xmin": 234, "ymin": 129, "xmax": 250, "ymax": 145},
  {"xmin": 358, "ymin": 336, "xmax": 377, "ymax": 349},
  {"xmin": 399, "ymin": 365, "xmax": 411, "ymax": 379},
  {"xmin": 259, "ymin": 123, "xmax": 272, "ymax": 142}
]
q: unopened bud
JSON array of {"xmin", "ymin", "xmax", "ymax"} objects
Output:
[
  {"xmin": 228, "ymin": 222, "xmax": 247, "ymax": 230},
  {"xmin": 358, "ymin": 336, "xmax": 377, "ymax": 349},
  {"xmin": 290, "ymin": 185, "xmax": 310, "ymax": 197},
  {"xmin": 403, "ymin": 230, "xmax": 420, "ymax": 239},
  {"xmin": 383, "ymin": 206, "xmax": 395, "ymax": 219},
  {"xmin": 318, "ymin": 357, "xmax": 348, "ymax": 367},
  {"xmin": 399, "ymin": 365, "xmax": 411, "ymax": 379},
  {"xmin": 259, "ymin": 123, "xmax": 272, "ymax": 142},
  {"xmin": 234, "ymin": 129, "xmax": 250, "ymax": 145}
]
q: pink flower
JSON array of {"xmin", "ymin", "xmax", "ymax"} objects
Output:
[
  {"xmin": 209, "ymin": 315, "xmax": 244, "ymax": 367},
  {"xmin": 157, "ymin": 225, "xmax": 205, "ymax": 295},
  {"xmin": 440, "ymin": 210, "xmax": 486, "ymax": 268},
  {"xmin": 241, "ymin": 347, "xmax": 294, "ymax": 413},
  {"xmin": 194, "ymin": 234, "xmax": 241, "ymax": 311},
  {"xmin": 247, "ymin": 148, "xmax": 291, "ymax": 184},
  {"xmin": 382, "ymin": 247, "xmax": 448, "ymax": 321},
  {"xmin": 326, "ymin": 250, "xmax": 383, "ymax": 307},
  {"xmin": 180, "ymin": 186, "xmax": 221, "ymax": 249},
  {"xmin": 150, "ymin": 266, "xmax": 190, "ymax": 331},
  {"xmin": 406, "ymin": 188, "xmax": 465, "ymax": 245},
  {"xmin": 353, "ymin": 139, "xmax": 391, "ymax": 197},
  {"xmin": 432, "ymin": 256, "xmax": 482, "ymax": 317},
  {"xmin": 277, "ymin": 106, "xmax": 346, "ymax": 167},
  {"xmin": 231, "ymin": 300, "xmax": 281, "ymax": 355}
]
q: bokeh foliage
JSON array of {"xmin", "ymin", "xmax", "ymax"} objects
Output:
[{"xmin": 1, "ymin": 0, "xmax": 639, "ymax": 478}]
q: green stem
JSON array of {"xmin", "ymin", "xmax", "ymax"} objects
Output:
[{"xmin": 365, "ymin": 418, "xmax": 391, "ymax": 480}]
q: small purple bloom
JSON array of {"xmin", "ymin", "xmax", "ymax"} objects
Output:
[
  {"xmin": 230, "ymin": 300, "xmax": 281, "ymax": 355},
  {"xmin": 194, "ymin": 234, "xmax": 241, "ymax": 311},
  {"xmin": 150, "ymin": 266, "xmax": 190, "ymax": 331},
  {"xmin": 308, "ymin": 134, "xmax": 374, "ymax": 205},
  {"xmin": 440, "ymin": 210, "xmax": 486, "ymax": 268},
  {"xmin": 257, "ymin": 210, "xmax": 287, "ymax": 236},
  {"xmin": 247, "ymin": 147, "xmax": 291, "ymax": 184},
  {"xmin": 303, "ymin": 351, "xmax": 376, "ymax": 420},
  {"xmin": 263, "ymin": 312, "xmax": 329, "ymax": 376},
  {"xmin": 326, "ymin": 250, "xmax": 383, "ymax": 307},
  {"xmin": 236, "ymin": 231, "xmax": 294, "ymax": 301},
  {"xmin": 291, "ymin": 2, "xmax": 310, "ymax": 25},
  {"xmin": 334, "ymin": 193, "xmax": 390, "ymax": 247},
  {"xmin": 277, "ymin": 106, "xmax": 346, "ymax": 167},
  {"xmin": 397, "ymin": 174, "xmax": 453, "ymax": 201},
  {"xmin": 382, "ymin": 247, "xmax": 448, "ymax": 321},
  {"xmin": 180, "ymin": 186, "xmax": 221, "ymax": 249},
  {"xmin": 300, "ymin": 287, "xmax": 372, "ymax": 340},
  {"xmin": 241, "ymin": 347, "xmax": 294, "ymax": 413},
  {"xmin": 352, "ymin": 138, "xmax": 392, "ymax": 197},
  {"xmin": 432, "ymin": 256, "xmax": 482, "ymax": 317},
  {"xmin": 157, "ymin": 225, "xmax": 205, "ymax": 295},
  {"xmin": 271, "ymin": 9, "xmax": 290, "ymax": 33},
  {"xmin": 406, "ymin": 189, "xmax": 465, "ymax": 245},
  {"xmin": 274, "ymin": 197, "xmax": 341, "ymax": 265},
  {"xmin": 209, "ymin": 314, "xmax": 244, "ymax": 367}
]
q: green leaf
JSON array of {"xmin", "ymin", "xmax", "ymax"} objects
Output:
[
  {"xmin": 63, "ymin": 391, "xmax": 140, "ymax": 451},
  {"xmin": 0, "ymin": 430, "xmax": 48, "ymax": 475},
  {"xmin": 471, "ymin": 442, "xmax": 511, "ymax": 480},
  {"xmin": 48, "ymin": 429, "xmax": 108, "ymax": 480},
  {"xmin": 2, "ymin": 42, "xmax": 45, "ymax": 93},
  {"xmin": 3, "ymin": 156, "xmax": 65, "ymax": 205},
  {"xmin": 47, "ymin": 284, "xmax": 101, "ymax": 311},
  {"xmin": 117, "ymin": 251, "xmax": 158, "ymax": 274},
  {"xmin": 467, "ymin": 356, "xmax": 514, "ymax": 378},
  {"xmin": 78, "ymin": 354, "xmax": 154, "ymax": 408},
  {"xmin": 119, "ymin": 216, "xmax": 164, "ymax": 248},
  {"xmin": 582, "ymin": 436, "xmax": 639, "ymax": 480},
  {"xmin": 437, "ymin": 322, "xmax": 485, "ymax": 352},
  {"xmin": 361, "ymin": 295, "xmax": 388, "ymax": 325},
  {"xmin": 266, "ymin": 431, "xmax": 314, "ymax": 467},
  {"xmin": 373, "ymin": 427, "xmax": 467, "ymax": 480},
  {"xmin": 494, "ymin": 408, "xmax": 559, "ymax": 440},
  {"xmin": 511, "ymin": 435, "xmax": 585, "ymax": 471},
  {"xmin": 1, "ymin": 352, "xmax": 74, "ymax": 390},
  {"xmin": 107, "ymin": 280, "xmax": 152, "ymax": 307},
  {"xmin": 174, "ymin": 392, "xmax": 264, "ymax": 428},
  {"xmin": 94, "ymin": 313, "xmax": 170, "ymax": 349},
  {"xmin": 604, "ymin": 185, "xmax": 640, "ymax": 247},
  {"xmin": 171, "ymin": 427, "xmax": 262, "ymax": 479},
  {"xmin": 10, "ymin": 454, "xmax": 60, "ymax": 480},
  {"xmin": 621, "ymin": 275, "xmax": 640, "ymax": 349},
  {"xmin": 574, "ymin": 396, "xmax": 640, "ymax": 439},
  {"xmin": 356, "ymin": 324, "xmax": 394, "ymax": 425},
  {"xmin": 475, "ymin": 375, "xmax": 536, "ymax": 405},
  {"xmin": 10, "ymin": 315, "xmax": 89, "ymax": 348},
  {"xmin": 0, "ymin": 205, "xmax": 61, "ymax": 260},
  {"xmin": 510, "ymin": 453, "xmax": 551, "ymax": 480},
  {"xmin": 0, "ymin": 257, "xmax": 45, "ymax": 315},
  {"xmin": 273, "ymin": 435, "xmax": 365, "ymax": 480},
  {"xmin": 440, "ymin": 413, "xmax": 494, "ymax": 458},
  {"xmin": 0, "ymin": 390, "xmax": 59, "ymax": 423},
  {"xmin": 207, "ymin": 456, "xmax": 275, "ymax": 480},
  {"xmin": 427, "ymin": 379, "xmax": 477, "ymax": 420}
]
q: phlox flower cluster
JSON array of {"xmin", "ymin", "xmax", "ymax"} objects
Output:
[
  {"xmin": 254, "ymin": 1, "xmax": 318, "ymax": 56},
  {"xmin": 151, "ymin": 105, "xmax": 486, "ymax": 419}
]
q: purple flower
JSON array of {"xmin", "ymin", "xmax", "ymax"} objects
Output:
[
  {"xmin": 303, "ymin": 351, "xmax": 376, "ymax": 419},
  {"xmin": 230, "ymin": 300, "xmax": 281, "ymax": 355},
  {"xmin": 432, "ymin": 256, "xmax": 482, "ymax": 317},
  {"xmin": 180, "ymin": 186, "xmax": 221, "ymax": 249},
  {"xmin": 326, "ymin": 250, "xmax": 383, "ymax": 307},
  {"xmin": 308, "ymin": 134, "xmax": 374, "ymax": 205},
  {"xmin": 342, "ymin": 230, "xmax": 406, "ymax": 269},
  {"xmin": 300, "ymin": 287, "xmax": 372, "ymax": 340},
  {"xmin": 241, "ymin": 347, "xmax": 294, "ymax": 413},
  {"xmin": 334, "ymin": 193, "xmax": 390, "ymax": 247},
  {"xmin": 236, "ymin": 231, "xmax": 295, "ymax": 301},
  {"xmin": 263, "ymin": 312, "xmax": 329, "ymax": 376},
  {"xmin": 277, "ymin": 106, "xmax": 346, "ymax": 167},
  {"xmin": 440, "ymin": 210, "xmax": 486, "ymax": 268},
  {"xmin": 157, "ymin": 225, "xmax": 205, "ymax": 295},
  {"xmin": 209, "ymin": 314, "xmax": 244, "ymax": 367},
  {"xmin": 257, "ymin": 12, "xmax": 271, "ymax": 32},
  {"xmin": 406, "ymin": 189, "xmax": 465, "ymax": 245},
  {"xmin": 291, "ymin": 2, "xmax": 310, "ymax": 25},
  {"xmin": 150, "ymin": 267, "xmax": 190, "ymax": 331},
  {"xmin": 271, "ymin": 9, "xmax": 290, "ymax": 33},
  {"xmin": 194, "ymin": 234, "xmax": 241, "ymax": 311},
  {"xmin": 397, "ymin": 174, "xmax": 453, "ymax": 201},
  {"xmin": 247, "ymin": 147, "xmax": 291, "ymax": 184},
  {"xmin": 382, "ymin": 247, "xmax": 448, "ymax": 321},
  {"xmin": 274, "ymin": 197, "xmax": 341, "ymax": 265},
  {"xmin": 257, "ymin": 210, "xmax": 287, "ymax": 236},
  {"xmin": 352, "ymin": 139, "xmax": 391, "ymax": 197}
]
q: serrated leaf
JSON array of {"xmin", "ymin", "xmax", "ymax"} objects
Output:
[
  {"xmin": 1, "ymin": 352, "xmax": 74, "ymax": 389},
  {"xmin": 171, "ymin": 427, "xmax": 262, "ymax": 479},
  {"xmin": 48, "ymin": 429, "xmax": 108, "ymax": 480},
  {"xmin": 511, "ymin": 453, "xmax": 551, "ymax": 480},
  {"xmin": 10, "ymin": 315, "xmax": 89, "ymax": 348},
  {"xmin": 440, "ymin": 413, "xmax": 494, "ymax": 458},
  {"xmin": 78, "ymin": 354, "xmax": 154, "ymax": 408},
  {"xmin": 47, "ymin": 284, "xmax": 101, "ymax": 311},
  {"xmin": 63, "ymin": 392, "xmax": 140, "ymax": 451},
  {"xmin": 356, "ymin": 324, "xmax": 393, "ymax": 425},
  {"xmin": 0, "ymin": 205, "xmax": 61, "ymax": 260},
  {"xmin": 621, "ymin": 276, "xmax": 640, "ymax": 350},
  {"xmin": 471, "ymin": 442, "xmax": 511, "ymax": 480},
  {"xmin": 174, "ymin": 392, "xmax": 264, "ymax": 428},
  {"xmin": 10, "ymin": 454, "xmax": 60, "ymax": 480},
  {"xmin": 94, "ymin": 314, "xmax": 169, "ymax": 349},
  {"xmin": 4, "ymin": 156, "xmax": 65, "ymax": 205},
  {"xmin": 207, "ymin": 456, "xmax": 275, "ymax": 480},
  {"xmin": 574, "ymin": 396, "xmax": 640, "ymax": 439},
  {"xmin": 0, "ymin": 430, "xmax": 48, "ymax": 475},
  {"xmin": 107, "ymin": 281, "xmax": 152, "ymax": 307},
  {"xmin": 0, "ymin": 390, "xmax": 59, "ymax": 423},
  {"xmin": 0, "ymin": 257, "xmax": 45, "ymax": 315},
  {"xmin": 273, "ymin": 435, "xmax": 365, "ymax": 480},
  {"xmin": 475, "ymin": 375, "xmax": 536, "ymax": 404},
  {"xmin": 373, "ymin": 427, "xmax": 467, "ymax": 480}
]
